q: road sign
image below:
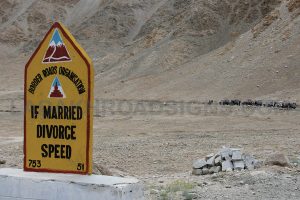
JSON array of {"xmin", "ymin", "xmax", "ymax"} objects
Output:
[{"xmin": 24, "ymin": 22, "xmax": 94, "ymax": 174}]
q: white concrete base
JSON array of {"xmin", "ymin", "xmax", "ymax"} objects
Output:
[{"xmin": 0, "ymin": 168, "xmax": 143, "ymax": 200}]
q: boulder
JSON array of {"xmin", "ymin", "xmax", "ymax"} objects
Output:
[
  {"xmin": 193, "ymin": 159, "xmax": 207, "ymax": 169},
  {"xmin": 202, "ymin": 168, "xmax": 209, "ymax": 175}
]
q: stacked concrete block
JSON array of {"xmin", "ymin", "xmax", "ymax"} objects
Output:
[
  {"xmin": 222, "ymin": 160, "xmax": 233, "ymax": 172},
  {"xmin": 243, "ymin": 154, "xmax": 262, "ymax": 170},
  {"xmin": 232, "ymin": 150, "xmax": 242, "ymax": 161},
  {"xmin": 214, "ymin": 155, "xmax": 221, "ymax": 165},
  {"xmin": 192, "ymin": 147, "xmax": 259, "ymax": 176},
  {"xmin": 206, "ymin": 156, "xmax": 215, "ymax": 167},
  {"xmin": 233, "ymin": 161, "xmax": 245, "ymax": 170},
  {"xmin": 193, "ymin": 159, "xmax": 207, "ymax": 169}
]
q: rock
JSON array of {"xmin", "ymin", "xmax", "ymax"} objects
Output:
[
  {"xmin": 206, "ymin": 156, "xmax": 215, "ymax": 167},
  {"xmin": 294, "ymin": 163, "xmax": 298, "ymax": 167},
  {"xmin": 243, "ymin": 154, "xmax": 258, "ymax": 170},
  {"xmin": 210, "ymin": 166, "xmax": 221, "ymax": 173},
  {"xmin": 209, "ymin": 168, "xmax": 215, "ymax": 174},
  {"xmin": 193, "ymin": 159, "xmax": 207, "ymax": 169},
  {"xmin": 222, "ymin": 160, "xmax": 233, "ymax": 172},
  {"xmin": 215, "ymin": 166, "xmax": 222, "ymax": 173},
  {"xmin": 205, "ymin": 153, "xmax": 214, "ymax": 160},
  {"xmin": 202, "ymin": 168, "xmax": 209, "ymax": 175},
  {"xmin": 214, "ymin": 155, "xmax": 221, "ymax": 165},
  {"xmin": 192, "ymin": 168, "xmax": 202, "ymax": 176},
  {"xmin": 233, "ymin": 160, "xmax": 245, "ymax": 170},
  {"xmin": 220, "ymin": 148, "xmax": 232, "ymax": 160},
  {"xmin": 0, "ymin": 160, "xmax": 6, "ymax": 165},
  {"xmin": 232, "ymin": 150, "xmax": 242, "ymax": 161},
  {"xmin": 265, "ymin": 153, "xmax": 291, "ymax": 167}
]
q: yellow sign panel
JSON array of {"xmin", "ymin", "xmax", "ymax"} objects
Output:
[{"xmin": 24, "ymin": 22, "xmax": 94, "ymax": 174}]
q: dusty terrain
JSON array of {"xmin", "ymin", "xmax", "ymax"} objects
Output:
[
  {"xmin": 0, "ymin": 0, "xmax": 300, "ymax": 199},
  {"xmin": 0, "ymin": 100, "xmax": 300, "ymax": 199}
]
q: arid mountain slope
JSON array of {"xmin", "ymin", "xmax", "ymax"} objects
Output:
[{"xmin": 0, "ymin": 0, "xmax": 299, "ymax": 101}]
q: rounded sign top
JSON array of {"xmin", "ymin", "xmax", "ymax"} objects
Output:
[{"xmin": 24, "ymin": 22, "xmax": 94, "ymax": 174}]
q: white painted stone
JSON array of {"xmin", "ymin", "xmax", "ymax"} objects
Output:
[
  {"xmin": 193, "ymin": 159, "xmax": 207, "ymax": 169},
  {"xmin": 205, "ymin": 153, "xmax": 214, "ymax": 160},
  {"xmin": 243, "ymin": 154, "xmax": 256, "ymax": 170},
  {"xmin": 220, "ymin": 148, "xmax": 232, "ymax": 160},
  {"xmin": 232, "ymin": 150, "xmax": 242, "ymax": 161},
  {"xmin": 221, "ymin": 160, "xmax": 233, "ymax": 172},
  {"xmin": 206, "ymin": 156, "xmax": 215, "ymax": 167},
  {"xmin": 214, "ymin": 155, "xmax": 221, "ymax": 165},
  {"xmin": 233, "ymin": 160, "xmax": 245, "ymax": 170},
  {"xmin": 0, "ymin": 168, "xmax": 143, "ymax": 200}
]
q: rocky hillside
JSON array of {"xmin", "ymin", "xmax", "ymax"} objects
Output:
[{"xmin": 0, "ymin": 0, "xmax": 299, "ymax": 101}]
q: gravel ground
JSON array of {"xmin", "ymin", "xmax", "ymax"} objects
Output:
[{"xmin": 0, "ymin": 101, "xmax": 299, "ymax": 199}]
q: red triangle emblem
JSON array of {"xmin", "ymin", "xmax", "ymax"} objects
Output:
[
  {"xmin": 48, "ymin": 76, "xmax": 66, "ymax": 98},
  {"xmin": 43, "ymin": 28, "xmax": 71, "ymax": 63}
]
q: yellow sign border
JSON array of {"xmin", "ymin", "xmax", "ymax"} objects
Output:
[{"xmin": 24, "ymin": 22, "xmax": 94, "ymax": 174}]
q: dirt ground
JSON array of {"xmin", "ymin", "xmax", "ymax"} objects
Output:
[{"xmin": 0, "ymin": 100, "xmax": 299, "ymax": 199}]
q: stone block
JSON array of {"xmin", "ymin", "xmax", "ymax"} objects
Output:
[
  {"xmin": 233, "ymin": 160, "xmax": 245, "ymax": 170},
  {"xmin": 206, "ymin": 156, "xmax": 215, "ymax": 167},
  {"xmin": 205, "ymin": 153, "xmax": 214, "ymax": 160},
  {"xmin": 202, "ymin": 168, "xmax": 209, "ymax": 175},
  {"xmin": 0, "ymin": 168, "xmax": 143, "ymax": 200},
  {"xmin": 222, "ymin": 160, "xmax": 233, "ymax": 172},
  {"xmin": 214, "ymin": 156, "xmax": 221, "ymax": 165},
  {"xmin": 232, "ymin": 150, "xmax": 242, "ymax": 161},
  {"xmin": 193, "ymin": 159, "xmax": 207, "ymax": 169},
  {"xmin": 209, "ymin": 166, "xmax": 221, "ymax": 174},
  {"xmin": 220, "ymin": 148, "xmax": 232, "ymax": 160},
  {"xmin": 243, "ymin": 154, "xmax": 256, "ymax": 170}
]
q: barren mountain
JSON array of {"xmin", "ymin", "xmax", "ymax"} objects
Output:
[
  {"xmin": 0, "ymin": 0, "xmax": 299, "ymax": 101},
  {"xmin": 1, "ymin": 2, "xmax": 300, "ymax": 199}
]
